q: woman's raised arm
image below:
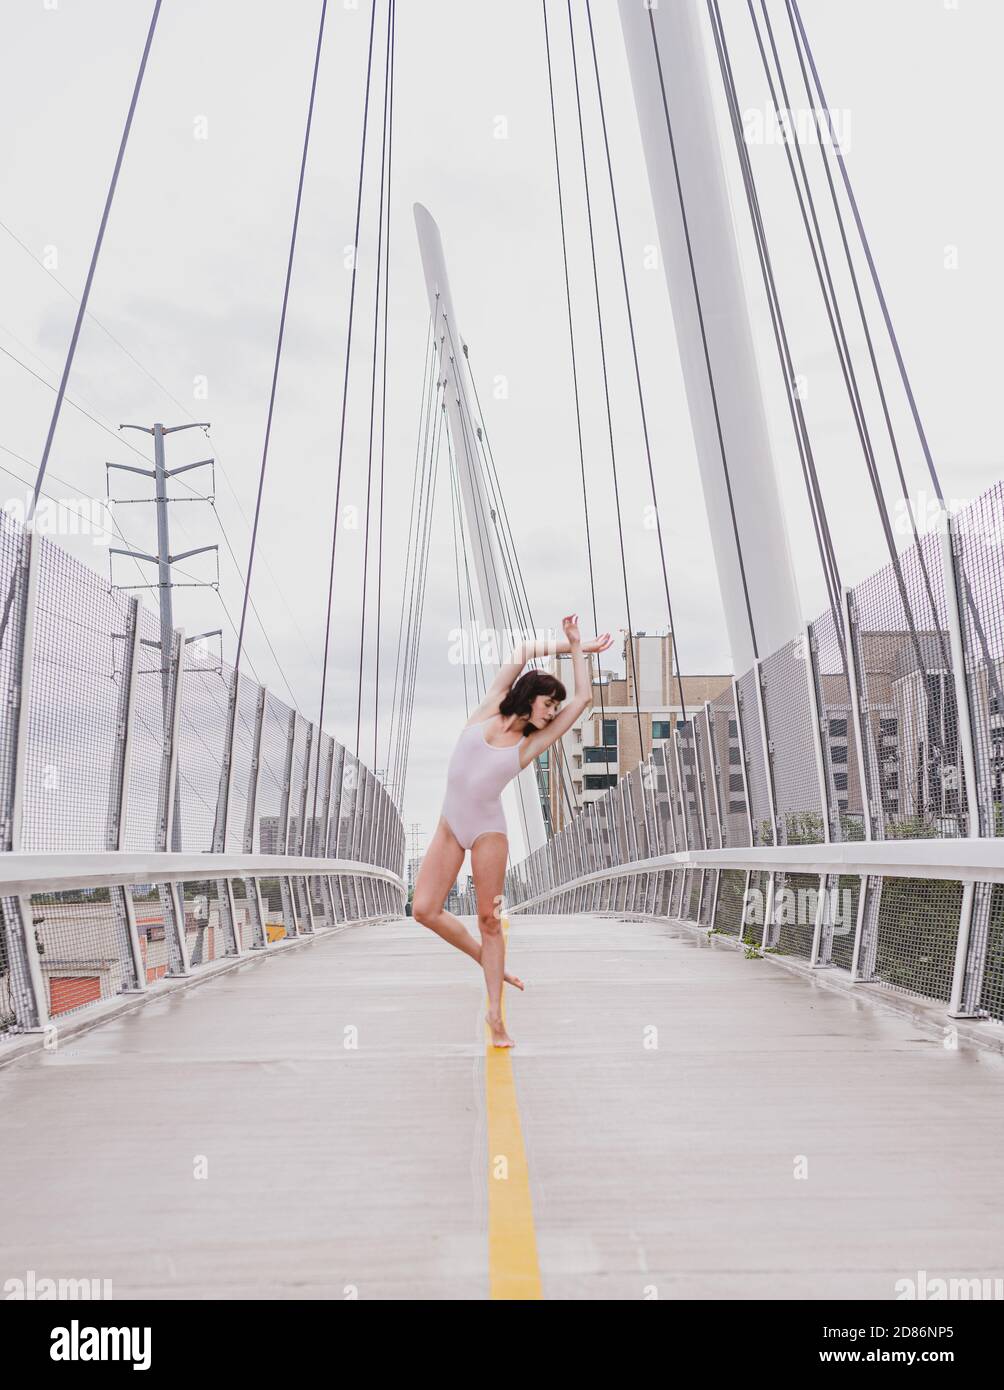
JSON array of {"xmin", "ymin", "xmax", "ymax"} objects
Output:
[
  {"xmin": 517, "ymin": 616, "xmax": 613, "ymax": 769},
  {"xmin": 463, "ymin": 622, "xmax": 611, "ymax": 728}
]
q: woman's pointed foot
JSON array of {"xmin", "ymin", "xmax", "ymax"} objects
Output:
[
  {"xmin": 485, "ymin": 1011, "xmax": 515, "ymax": 1048},
  {"xmin": 503, "ymin": 969, "xmax": 524, "ymax": 990}
]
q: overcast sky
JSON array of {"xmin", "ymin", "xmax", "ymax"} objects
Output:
[{"xmin": 2, "ymin": 0, "xmax": 1001, "ymax": 855}]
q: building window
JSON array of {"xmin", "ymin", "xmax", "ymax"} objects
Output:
[
  {"xmin": 585, "ymin": 746, "xmax": 617, "ymax": 764},
  {"xmin": 652, "ymin": 719, "xmax": 671, "ymax": 740},
  {"xmin": 584, "ymin": 774, "xmax": 618, "ymax": 790},
  {"xmin": 880, "ymin": 718, "xmax": 897, "ymax": 736},
  {"xmin": 830, "ymin": 745, "xmax": 848, "ymax": 765},
  {"xmin": 728, "ymin": 799, "xmax": 745, "ymax": 813},
  {"xmin": 729, "ymin": 773, "xmax": 744, "ymax": 792},
  {"xmin": 833, "ymin": 772, "xmax": 848, "ymax": 791},
  {"xmin": 728, "ymin": 719, "xmax": 737, "ymax": 737},
  {"xmin": 729, "ymin": 747, "xmax": 740, "ymax": 765},
  {"xmin": 602, "ymin": 719, "xmax": 617, "ymax": 746},
  {"xmin": 829, "ymin": 717, "xmax": 847, "ymax": 738}
]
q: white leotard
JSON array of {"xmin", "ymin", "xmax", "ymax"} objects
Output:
[{"xmin": 440, "ymin": 718, "xmax": 523, "ymax": 850}]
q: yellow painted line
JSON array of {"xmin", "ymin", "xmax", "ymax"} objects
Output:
[{"xmin": 485, "ymin": 918, "xmax": 542, "ymax": 1300}]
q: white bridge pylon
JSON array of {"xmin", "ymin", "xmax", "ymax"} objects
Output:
[
  {"xmin": 414, "ymin": 201, "xmax": 547, "ymax": 861},
  {"xmin": 619, "ymin": 0, "xmax": 802, "ymax": 673}
]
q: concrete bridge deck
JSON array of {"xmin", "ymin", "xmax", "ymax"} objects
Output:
[{"xmin": 2, "ymin": 913, "xmax": 1004, "ymax": 1300}]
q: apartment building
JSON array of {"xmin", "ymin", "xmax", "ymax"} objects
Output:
[{"xmin": 543, "ymin": 630, "xmax": 732, "ymax": 832}]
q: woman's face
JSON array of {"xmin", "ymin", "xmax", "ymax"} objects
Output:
[{"xmin": 528, "ymin": 693, "xmax": 561, "ymax": 729}]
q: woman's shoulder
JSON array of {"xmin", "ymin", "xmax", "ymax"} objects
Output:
[{"xmin": 462, "ymin": 711, "xmax": 496, "ymax": 732}]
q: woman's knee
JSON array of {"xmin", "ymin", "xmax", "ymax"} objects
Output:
[
  {"xmin": 477, "ymin": 909, "xmax": 502, "ymax": 937},
  {"xmin": 412, "ymin": 895, "xmax": 439, "ymax": 926}
]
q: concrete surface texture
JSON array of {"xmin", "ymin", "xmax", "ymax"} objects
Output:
[{"xmin": 2, "ymin": 914, "xmax": 1003, "ymax": 1300}]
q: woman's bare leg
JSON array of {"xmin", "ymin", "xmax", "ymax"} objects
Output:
[
  {"xmin": 412, "ymin": 818, "xmax": 524, "ymax": 988},
  {"xmin": 472, "ymin": 831, "xmax": 514, "ymax": 1048}
]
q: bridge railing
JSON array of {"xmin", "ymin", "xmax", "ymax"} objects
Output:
[
  {"xmin": 0, "ymin": 513, "xmax": 406, "ymax": 1041},
  {"xmin": 487, "ymin": 480, "xmax": 1004, "ymax": 1029}
]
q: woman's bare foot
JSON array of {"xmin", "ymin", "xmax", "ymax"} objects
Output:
[
  {"xmin": 485, "ymin": 1011, "xmax": 515, "ymax": 1048},
  {"xmin": 504, "ymin": 969, "xmax": 524, "ymax": 991}
]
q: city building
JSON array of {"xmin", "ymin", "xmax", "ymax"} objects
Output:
[{"xmin": 543, "ymin": 630, "xmax": 732, "ymax": 832}]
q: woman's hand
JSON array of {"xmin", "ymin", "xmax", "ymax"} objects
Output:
[{"xmin": 562, "ymin": 615, "xmax": 613, "ymax": 654}]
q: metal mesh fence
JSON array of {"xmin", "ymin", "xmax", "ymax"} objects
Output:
[
  {"xmin": 810, "ymin": 606, "xmax": 866, "ymax": 842},
  {"xmin": 224, "ymin": 673, "xmax": 260, "ymax": 852},
  {"xmin": 979, "ymin": 882, "xmax": 1004, "ymax": 1021},
  {"xmin": 695, "ymin": 709, "xmax": 720, "ymax": 849},
  {"xmin": 676, "ymin": 723, "xmax": 705, "ymax": 849},
  {"xmin": 0, "ymin": 506, "xmax": 404, "ymax": 1037},
  {"xmin": 23, "ymin": 538, "xmax": 133, "ymax": 852},
  {"xmin": 175, "ymin": 639, "xmax": 228, "ymax": 852},
  {"xmin": 710, "ymin": 684, "xmax": 748, "ymax": 848},
  {"xmin": 122, "ymin": 603, "xmax": 169, "ymax": 851},
  {"xmin": 289, "ymin": 714, "xmax": 310, "ymax": 856},
  {"xmin": 129, "ymin": 886, "xmax": 170, "ymax": 982},
  {"xmin": 849, "ymin": 533, "xmax": 960, "ymax": 840},
  {"xmin": 0, "ymin": 517, "xmax": 26, "ymax": 857},
  {"xmin": 744, "ymin": 870, "xmax": 768, "ymax": 945},
  {"xmin": 952, "ymin": 484, "xmax": 1004, "ymax": 837},
  {"xmin": 699, "ymin": 869, "xmax": 718, "ymax": 925},
  {"xmin": 828, "ymin": 874, "xmax": 861, "ymax": 971},
  {"xmin": 872, "ymin": 877, "xmax": 962, "ymax": 1002},
  {"xmin": 27, "ymin": 890, "xmax": 135, "ymax": 1019},
  {"xmin": 736, "ymin": 670, "xmax": 774, "ymax": 846},
  {"xmin": 256, "ymin": 694, "xmax": 289, "ymax": 855},
  {"xmin": 665, "ymin": 738, "xmax": 687, "ymax": 850},
  {"xmin": 651, "ymin": 745, "xmax": 675, "ymax": 854},
  {"xmin": 761, "ymin": 639, "xmax": 824, "ymax": 845},
  {"xmin": 713, "ymin": 870, "xmax": 745, "ymax": 936},
  {"xmin": 772, "ymin": 872, "xmax": 819, "ymax": 959}
]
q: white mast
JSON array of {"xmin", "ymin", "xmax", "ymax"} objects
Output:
[
  {"xmin": 618, "ymin": 0, "xmax": 801, "ymax": 673},
  {"xmin": 414, "ymin": 202, "xmax": 547, "ymax": 859}
]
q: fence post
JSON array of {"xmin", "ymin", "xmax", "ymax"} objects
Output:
[
  {"xmin": 4, "ymin": 528, "xmax": 48, "ymax": 1031},
  {"xmin": 731, "ymin": 676, "xmax": 756, "ymax": 940},
  {"xmin": 277, "ymin": 709, "xmax": 299, "ymax": 936},
  {"xmin": 294, "ymin": 723, "xmax": 316, "ymax": 932},
  {"xmin": 327, "ymin": 744, "xmax": 346, "ymax": 927},
  {"xmin": 690, "ymin": 719, "xmax": 709, "ymax": 922},
  {"xmin": 850, "ymin": 875, "xmax": 881, "ymax": 983},
  {"xmin": 160, "ymin": 628, "xmax": 191, "ymax": 976},
  {"xmin": 671, "ymin": 726, "xmax": 689, "ymax": 852},
  {"xmin": 703, "ymin": 702, "xmax": 724, "ymax": 928},
  {"xmin": 316, "ymin": 736, "xmax": 338, "ymax": 928},
  {"xmin": 940, "ymin": 513, "xmax": 985, "ymax": 1016},
  {"xmin": 107, "ymin": 595, "xmax": 146, "ymax": 993},
  {"xmin": 211, "ymin": 666, "xmax": 242, "ymax": 956},
  {"xmin": 839, "ymin": 586, "xmax": 873, "ymax": 989},
  {"xmin": 803, "ymin": 624, "xmax": 832, "ymax": 967},
  {"xmin": 752, "ymin": 659, "xmax": 779, "ymax": 950},
  {"xmin": 241, "ymin": 685, "xmax": 268, "ymax": 949},
  {"xmin": 842, "ymin": 587, "xmax": 878, "ymax": 842}
]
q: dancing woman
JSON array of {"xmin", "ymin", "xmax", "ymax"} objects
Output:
[{"xmin": 412, "ymin": 614, "xmax": 613, "ymax": 1047}]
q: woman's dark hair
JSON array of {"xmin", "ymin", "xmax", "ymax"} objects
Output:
[{"xmin": 499, "ymin": 670, "xmax": 566, "ymax": 728}]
